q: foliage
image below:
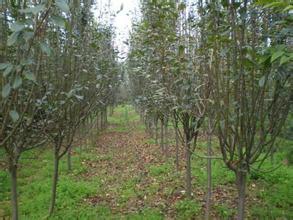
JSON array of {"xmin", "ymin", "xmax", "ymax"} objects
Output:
[
  {"xmin": 0, "ymin": 0, "xmax": 292, "ymax": 219},
  {"xmin": 0, "ymin": 106, "xmax": 292, "ymax": 219},
  {"xmin": 175, "ymin": 199, "xmax": 201, "ymax": 219}
]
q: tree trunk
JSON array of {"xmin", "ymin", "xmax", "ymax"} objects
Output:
[
  {"xmin": 109, "ymin": 106, "xmax": 114, "ymax": 116},
  {"xmin": 164, "ymin": 117, "xmax": 168, "ymax": 156},
  {"xmin": 155, "ymin": 117, "xmax": 158, "ymax": 145},
  {"xmin": 160, "ymin": 118, "xmax": 164, "ymax": 153},
  {"xmin": 67, "ymin": 146, "xmax": 72, "ymax": 172},
  {"xmin": 101, "ymin": 110, "xmax": 104, "ymax": 129},
  {"xmin": 97, "ymin": 112, "xmax": 100, "ymax": 131},
  {"xmin": 100, "ymin": 111, "xmax": 103, "ymax": 129},
  {"xmin": 49, "ymin": 151, "xmax": 60, "ymax": 216},
  {"xmin": 175, "ymin": 122, "xmax": 179, "ymax": 172},
  {"xmin": 105, "ymin": 108, "xmax": 108, "ymax": 128},
  {"xmin": 205, "ymin": 129, "xmax": 212, "ymax": 220},
  {"xmin": 185, "ymin": 138, "xmax": 192, "ymax": 198},
  {"xmin": 236, "ymin": 171, "xmax": 247, "ymax": 220},
  {"xmin": 9, "ymin": 159, "xmax": 18, "ymax": 220}
]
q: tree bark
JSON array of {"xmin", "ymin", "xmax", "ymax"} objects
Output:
[
  {"xmin": 49, "ymin": 150, "xmax": 60, "ymax": 216},
  {"xmin": 154, "ymin": 117, "xmax": 158, "ymax": 145},
  {"xmin": 185, "ymin": 137, "xmax": 192, "ymax": 198},
  {"xmin": 96, "ymin": 112, "xmax": 100, "ymax": 131},
  {"xmin": 9, "ymin": 159, "xmax": 18, "ymax": 220},
  {"xmin": 67, "ymin": 146, "xmax": 72, "ymax": 172},
  {"xmin": 160, "ymin": 118, "xmax": 164, "ymax": 153},
  {"xmin": 205, "ymin": 129, "xmax": 212, "ymax": 220},
  {"xmin": 109, "ymin": 106, "xmax": 114, "ymax": 116},
  {"xmin": 236, "ymin": 171, "xmax": 247, "ymax": 220},
  {"xmin": 164, "ymin": 117, "xmax": 168, "ymax": 156},
  {"xmin": 100, "ymin": 111, "xmax": 104, "ymax": 129},
  {"xmin": 105, "ymin": 108, "xmax": 108, "ymax": 128},
  {"xmin": 175, "ymin": 121, "xmax": 179, "ymax": 172}
]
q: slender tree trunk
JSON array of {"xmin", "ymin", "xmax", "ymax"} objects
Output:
[
  {"xmin": 49, "ymin": 150, "xmax": 60, "ymax": 216},
  {"xmin": 101, "ymin": 110, "xmax": 104, "ymax": 129},
  {"xmin": 236, "ymin": 171, "xmax": 247, "ymax": 220},
  {"xmin": 96, "ymin": 112, "xmax": 100, "ymax": 131},
  {"xmin": 100, "ymin": 111, "xmax": 103, "ymax": 129},
  {"xmin": 205, "ymin": 128, "xmax": 212, "ymax": 220},
  {"xmin": 149, "ymin": 119, "xmax": 154, "ymax": 137},
  {"xmin": 105, "ymin": 108, "xmax": 108, "ymax": 128},
  {"xmin": 67, "ymin": 146, "xmax": 72, "ymax": 172},
  {"xmin": 9, "ymin": 158, "xmax": 18, "ymax": 220},
  {"xmin": 155, "ymin": 117, "xmax": 158, "ymax": 145},
  {"xmin": 164, "ymin": 117, "xmax": 168, "ymax": 156},
  {"xmin": 175, "ymin": 121, "xmax": 179, "ymax": 172},
  {"xmin": 109, "ymin": 106, "xmax": 114, "ymax": 116},
  {"xmin": 185, "ymin": 137, "xmax": 192, "ymax": 198},
  {"xmin": 160, "ymin": 118, "xmax": 164, "ymax": 153}
]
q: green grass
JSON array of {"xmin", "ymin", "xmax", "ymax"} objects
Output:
[
  {"xmin": 249, "ymin": 150, "xmax": 293, "ymax": 218},
  {"xmin": 213, "ymin": 203, "xmax": 235, "ymax": 219},
  {"xmin": 0, "ymin": 148, "xmax": 104, "ymax": 219},
  {"xmin": 108, "ymin": 104, "xmax": 141, "ymax": 132},
  {"xmin": 126, "ymin": 208, "xmax": 163, "ymax": 220},
  {"xmin": 175, "ymin": 199, "xmax": 201, "ymax": 219},
  {"xmin": 1, "ymin": 105, "xmax": 292, "ymax": 219},
  {"xmin": 118, "ymin": 178, "xmax": 137, "ymax": 203},
  {"xmin": 148, "ymin": 162, "xmax": 172, "ymax": 177}
]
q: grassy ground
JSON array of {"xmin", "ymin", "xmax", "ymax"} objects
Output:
[{"xmin": 0, "ymin": 105, "xmax": 292, "ymax": 219}]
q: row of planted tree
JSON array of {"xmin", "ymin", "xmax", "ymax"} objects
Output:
[
  {"xmin": 0, "ymin": 1, "xmax": 121, "ymax": 219},
  {"xmin": 127, "ymin": 0, "xmax": 292, "ymax": 219}
]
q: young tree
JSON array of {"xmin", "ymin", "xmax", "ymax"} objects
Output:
[
  {"xmin": 0, "ymin": 2, "xmax": 65, "ymax": 219},
  {"xmin": 209, "ymin": 1, "xmax": 292, "ymax": 219},
  {"xmin": 39, "ymin": 3, "xmax": 120, "ymax": 214}
]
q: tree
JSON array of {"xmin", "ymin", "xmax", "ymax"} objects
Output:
[
  {"xmin": 0, "ymin": 2, "xmax": 66, "ymax": 219},
  {"xmin": 209, "ymin": 1, "xmax": 292, "ymax": 219}
]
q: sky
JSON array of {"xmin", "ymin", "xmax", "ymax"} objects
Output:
[{"xmin": 93, "ymin": 0, "xmax": 140, "ymax": 60}]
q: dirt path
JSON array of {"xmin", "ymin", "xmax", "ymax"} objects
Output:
[
  {"xmin": 80, "ymin": 115, "xmax": 244, "ymax": 219},
  {"xmin": 82, "ymin": 120, "xmax": 190, "ymax": 218}
]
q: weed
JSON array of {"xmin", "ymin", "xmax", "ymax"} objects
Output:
[
  {"xmin": 126, "ymin": 208, "xmax": 163, "ymax": 220},
  {"xmin": 175, "ymin": 199, "xmax": 201, "ymax": 219},
  {"xmin": 214, "ymin": 204, "xmax": 235, "ymax": 218},
  {"xmin": 149, "ymin": 163, "xmax": 172, "ymax": 177}
]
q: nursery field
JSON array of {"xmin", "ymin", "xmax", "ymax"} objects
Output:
[{"xmin": 1, "ymin": 106, "xmax": 292, "ymax": 219}]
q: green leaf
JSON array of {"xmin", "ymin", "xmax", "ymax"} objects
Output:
[
  {"xmin": 263, "ymin": 2, "xmax": 286, "ymax": 9},
  {"xmin": 178, "ymin": 2, "xmax": 186, "ymax": 11},
  {"xmin": 283, "ymin": 5, "xmax": 293, "ymax": 12},
  {"xmin": 2, "ymin": 83, "xmax": 11, "ymax": 98},
  {"xmin": 0, "ymin": 63, "xmax": 10, "ymax": 70},
  {"xmin": 259, "ymin": 76, "xmax": 266, "ymax": 87},
  {"xmin": 7, "ymin": 31, "xmax": 20, "ymax": 46},
  {"xmin": 179, "ymin": 45, "xmax": 185, "ymax": 57},
  {"xmin": 21, "ymin": 58, "xmax": 34, "ymax": 66},
  {"xmin": 271, "ymin": 50, "xmax": 284, "ymax": 62},
  {"xmin": 19, "ymin": 4, "xmax": 45, "ymax": 15},
  {"xmin": 74, "ymin": 94, "xmax": 84, "ymax": 100},
  {"xmin": 40, "ymin": 42, "xmax": 52, "ymax": 55},
  {"xmin": 23, "ymin": 31, "xmax": 34, "ymax": 41},
  {"xmin": 55, "ymin": 0, "xmax": 70, "ymax": 13},
  {"xmin": 24, "ymin": 72, "xmax": 36, "ymax": 81},
  {"xmin": 51, "ymin": 15, "xmax": 66, "ymax": 28},
  {"xmin": 9, "ymin": 110, "xmax": 19, "ymax": 122},
  {"xmin": 3, "ymin": 64, "xmax": 13, "ymax": 77},
  {"xmin": 280, "ymin": 55, "xmax": 290, "ymax": 65},
  {"xmin": 221, "ymin": 0, "xmax": 229, "ymax": 7},
  {"xmin": 10, "ymin": 22, "xmax": 25, "ymax": 32},
  {"xmin": 13, "ymin": 75, "xmax": 22, "ymax": 89}
]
